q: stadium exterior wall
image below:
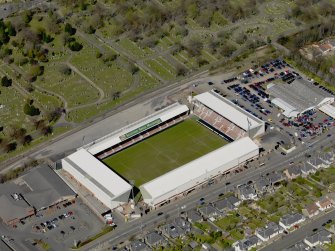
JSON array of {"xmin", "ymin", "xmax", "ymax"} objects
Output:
[
  {"xmin": 61, "ymin": 158, "xmax": 131, "ymax": 210},
  {"xmin": 140, "ymin": 137, "xmax": 259, "ymax": 208}
]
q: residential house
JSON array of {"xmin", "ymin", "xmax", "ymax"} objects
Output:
[
  {"xmin": 253, "ymin": 178, "xmax": 271, "ymax": 194},
  {"xmin": 304, "ymin": 230, "xmax": 332, "ymax": 248},
  {"xmin": 213, "ymin": 196, "xmax": 241, "ymax": 212},
  {"xmin": 279, "ymin": 213, "xmax": 305, "ymax": 230},
  {"xmin": 189, "ymin": 241, "xmax": 199, "ymax": 249},
  {"xmin": 145, "ymin": 232, "xmax": 167, "ymax": 249},
  {"xmin": 319, "ymin": 43, "xmax": 333, "ymax": 55},
  {"xmin": 232, "ymin": 235, "xmax": 260, "ymax": 251},
  {"xmin": 236, "ymin": 184, "xmax": 258, "ymax": 201},
  {"xmin": 284, "ymin": 166, "xmax": 302, "ymax": 180},
  {"xmin": 316, "ymin": 196, "xmax": 333, "ymax": 211},
  {"xmin": 301, "ymin": 163, "xmax": 316, "ymax": 177},
  {"xmin": 198, "ymin": 205, "xmax": 220, "ymax": 219},
  {"xmin": 307, "ymin": 158, "xmax": 329, "ymax": 169},
  {"xmin": 326, "ymin": 193, "xmax": 335, "ymax": 204},
  {"xmin": 201, "ymin": 243, "xmax": 215, "ymax": 251},
  {"xmin": 302, "ymin": 203, "xmax": 319, "ymax": 218},
  {"xmin": 128, "ymin": 240, "xmax": 151, "ymax": 251},
  {"xmin": 320, "ymin": 152, "xmax": 334, "ymax": 165},
  {"xmin": 267, "ymin": 172, "xmax": 285, "ymax": 186},
  {"xmin": 186, "ymin": 209, "xmax": 203, "ymax": 223},
  {"xmin": 284, "ymin": 241, "xmax": 311, "ymax": 251},
  {"xmin": 162, "ymin": 218, "xmax": 191, "ymax": 239},
  {"xmin": 255, "ymin": 222, "xmax": 283, "ymax": 242}
]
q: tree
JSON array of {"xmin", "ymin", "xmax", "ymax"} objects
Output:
[
  {"xmin": 59, "ymin": 65, "xmax": 72, "ymax": 75},
  {"xmin": 68, "ymin": 41, "xmax": 83, "ymax": 51},
  {"xmin": 176, "ymin": 64, "xmax": 188, "ymax": 76},
  {"xmin": 24, "ymin": 102, "xmax": 40, "ymax": 116},
  {"xmin": 5, "ymin": 141, "xmax": 17, "ymax": 152},
  {"xmin": 41, "ymin": 125, "xmax": 53, "ymax": 136},
  {"xmin": 64, "ymin": 23, "xmax": 76, "ymax": 35},
  {"xmin": 1, "ymin": 76, "xmax": 12, "ymax": 87},
  {"xmin": 22, "ymin": 134, "xmax": 33, "ymax": 145},
  {"xmin": 112, "ymin": 91, "xmax": 121, "ymax": 100}
]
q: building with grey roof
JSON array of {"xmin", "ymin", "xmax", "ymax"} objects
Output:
[
  {"xmin": 0, "ymin": 183, "xmax": 35, "ymax": 225},
  {"xmin": 301, "ymin": 163, "xmax": 316, "ymax": 177},
  {"xmin": 279, "ymin": 213, "xmax": 305, "ymax": 230},
  {"xmin": 162, "ymin": 217, "xmax": 191, "ymax": 239},
  {"xmin": 253, "ymin": 177, "xmax": 271, "ymax": 194},
  {"xmin": 237, "ymin": 184, "xmax": 257, "ymax": 200},
  {"xmin": 267, "ymin": 172, "xmax": 285, "ymax": 186},
  {"xmin": 284, "ymin": 166, "xmax": 302, "ymax": 180},
  {"xmin": 307, "ymin": 157, "xmax": 329, "ymax": 169},
  {"xmin": 267, "ymin": 79, "xmax": 334, "ymax": 118},
  {"xmin": 233, "ymin": 235, "xmax": 260, "ymax": 251},
  {"xmin": 145, "ymin": 231, "xmax": 167, "ymax": 248},
  {"xmin": 186, "ymin": 209, "xmax": 203, "ymax": 223},
  {"xmin": 198, "ymin": 205, "xmax": 220, "ymax": 219},
  {"xmin": 284, "ymin": 241, "xmax": 310, "ymax": 251},
  {"xmin": 256, "ymin": 222, "xmax": 283, "ymax": 242},
  {"xmin": 304, "ymin": 230, "xmax": 332, "ymax": 248},
  {"xmin": 20, "ymin": 165, "xmax": 76, "ymax": 211},
  {"xmin": 129, "ymin": 240, "xmax": 151, "ymax": 251},
  {"xmin": 213, "ymin": 196, "xmax": 240, "ymax": 212}
]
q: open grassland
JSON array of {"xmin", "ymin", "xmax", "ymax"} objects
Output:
[{"xmin": 103, "ymin": 119, "xmax": 227, "ymax": 186}]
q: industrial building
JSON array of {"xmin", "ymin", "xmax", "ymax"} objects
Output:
[
  {"xmin": 267, "ymin": 79, "xmax": 334, "ymax": 118},
  {"xmin": 192, "ymin": 90, "xmax": 265, "ymax": 139},
  {"xmin": 139, "ymin": 137, "xmax": 259, "ymax": 208}
]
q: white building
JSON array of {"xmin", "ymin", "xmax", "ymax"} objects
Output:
[
  {"xmin": 61, "ymin": 149, "xmax": 132, "ymax": 210},
  {"xmin": 267, "ymin": 79, "xmax": 334, "ymax": 118},
  {"xmin": 140, "ymin": 137, "xmax": 259, "ymax": 208},
  {"xmin": 193, "ymin": 91, "xmax": 265, "ymax": 139}
]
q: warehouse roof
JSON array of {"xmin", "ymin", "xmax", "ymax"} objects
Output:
[
  {"xmin": 193, "ymin": 91, "xmax": 263, "ymax": 131},
  {"xmin": 85, "ymin": 103, "xmax": 189, "ymax": 155},
  {"xmin": 0, "ymin": 183, "xmax": 34, "ymax": 224},
  {"xmin": 319, "ymin": 103, "xmax": 335, "ymax": 119},
  {"xmin": 267, "ymin": 79, "xmax": 333, "ymax": 114},
  {"xmin": 21, "ymin": 165, "xmax": 76, "ymax": 210},
  {"xmin": 64, "ymin": 149, "xmax": 132, "ymax": 198},
  {"xmin": 271, "ymin": 98, "xmax": 300, "ymax": 118},
  {"xmin": 140, "ymin": 137, "xmax": 258, "ymax": 205}
]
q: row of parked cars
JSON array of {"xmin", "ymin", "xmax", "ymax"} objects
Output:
[{"xmin": 35, "ymin": 211, "xmax": 74, "ymax": 232}]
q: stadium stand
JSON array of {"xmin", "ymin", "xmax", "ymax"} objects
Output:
[{"xmin": 193, "ymin": 102, "xmax": 247, "ymax": 140}]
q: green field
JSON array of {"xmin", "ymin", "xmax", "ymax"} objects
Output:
[{"xmin": 103, "ymin": 119, "xmax": 227, "ymax": 186}]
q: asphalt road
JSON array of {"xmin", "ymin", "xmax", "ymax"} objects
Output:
[
  {"xmin": 261, "ymin": 209, "xmax": 335, "ymax": 251},
  {"xmin": 82, "ymin": 129, "xmax": 335, "ymax": 251}
]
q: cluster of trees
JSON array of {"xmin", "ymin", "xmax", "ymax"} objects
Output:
[
  {"xmin": 278, "ymin": 18, "xmax": 335, "ymax": 85},
  {"xmin": 279, "ymin": 19, "xmax": 335, "ymax": 50},
  {"xmin": 23, "ymin": 99, "xmax": 40, "ymax": 116},
  {"xmin": 288, "ymin": 0, "xmax": 335, "ymax": 23},
  {"xmin": 62, "ymin": 23, "xmax": 83, "ymax": 51}
]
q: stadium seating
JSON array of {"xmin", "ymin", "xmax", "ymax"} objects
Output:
[
  {"xmin": 193, "ymin": 103, "xmax": 246, "ymax": 140},
  {"xmin": 96, "ymin": 114, "xmax": 188, "ymax": 159}
]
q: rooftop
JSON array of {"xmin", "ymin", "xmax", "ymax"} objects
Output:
[
  {"xmin": 267, "ymin": 79, "xmax": 333, "ymax": 114},
  {"xmin": 140, "ymin": 137, "xmax": 259, "ymax": 205},
  {"xmin": 0, "ymin": 183, "xmax": 34, "ymax": 223},
  {"xmin": 64, "ymin": 149, "xmax": 132, "ymax": 199},
  {"xmin": 20, "ymin": 165, "xmax": 76, "ymax": 210},
  {"xmin": 193, "ymin": 90, "xmax": 263, "ymax": 130}
]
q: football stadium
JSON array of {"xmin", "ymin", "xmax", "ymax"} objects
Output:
[{"xmin": 61, "ymin": 90, "xmax": 264, "ymax": 210}]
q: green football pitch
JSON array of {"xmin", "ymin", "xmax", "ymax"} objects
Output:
[{"xmin": 103, "ymin": 119, "xmax": 228, "ymax": 186}]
